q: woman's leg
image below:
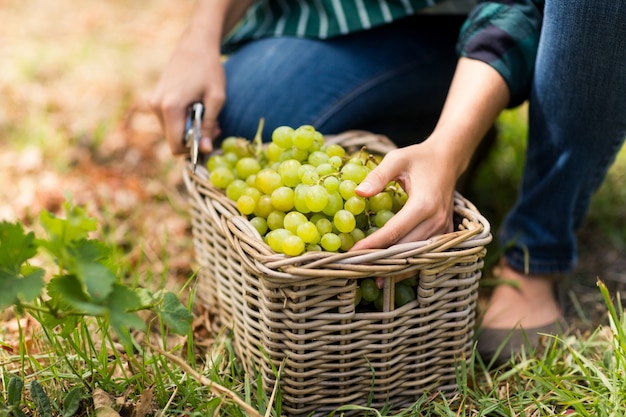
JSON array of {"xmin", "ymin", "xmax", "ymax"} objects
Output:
[
  {"xmin": 485, "ymin": 1, "xmax": 626, "ymax": 332},
  {"xmin": 217, "ymin": 15, "xmax": 466, "ymax": 147}
]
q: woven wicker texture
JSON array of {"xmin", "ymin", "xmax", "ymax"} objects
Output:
[{"xmin": 183, "ymin": 131, "xmax": 492, "ymax": 416}]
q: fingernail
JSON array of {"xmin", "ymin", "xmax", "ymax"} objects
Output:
[
  {"xmin": 355, "ymin": 181, "xmax": 372, "ymax": 193},
  {"xmin": 200, "ymin": 137, "xmax": 213, "ymax": 152}
]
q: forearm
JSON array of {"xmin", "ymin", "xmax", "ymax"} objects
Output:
[
  {"xmin": 427, "ymin": 57, "xmax": 510, "ymax": 181},
  {"xmin": 186, "ymin": 0, "xmax": 256, "ymax": 47}
]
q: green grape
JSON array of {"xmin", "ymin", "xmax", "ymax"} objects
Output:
[
  {"xmin": 241, "ymin": 186, "xmax": 262, "ymax": 202},
  {"xmin": 306, "ymin": 243, "xmax": 322, "ymax": 252},
  {"xmin": 221, "ymin": 136, "xmax": 252, "ymax": 158},
  {"xmin": 328, "ymin": 155, "xmax": 343, "ymax": 169},
  {"xmin": 220, "ymin": 136, "xmax": 241, "ymax": 154},
  {"xmin": 293, "ymin": 125, "xmax": 315, "ymax": 150},
  {"xmin": 308, "ymin": 151, "xmax": 329, "ymax": 166},
  {"xmin": 350, "ymin": 228, "xmax": 365, "ymax": 243},
  {"xmin": 283, "ymin": 211, "xmax": 308, "ymax": 234},
  {"xmin": 315, "ymin": 163, "xmax": 335, "ymax": 177},
  {"xmin": 237, "ymin": 195, "xmax": 256, "ymax": 215},
  {"xmin": 323, "ymin": 175, "xmax": 340, "ymax": 193},
  {"xmin": 279, "ymin": 148, "xmax": 296, "ymax": 162},
  {"xmin": 333, "ymin": 209, "xmax": 356, "ymax": 233},
  {"xmin": 338, "ymin": 232, "xmax": 355, "ymax": 252},
  {"xmin": 298, "ymin": 164, "xmax": 319, "ymax": 185},
  {"xmin": 293, "ymin": 148, "xmax": 310, "ymax": 162},
  {"xmin": 272, "ymin": 126, "xmax": 294, "ymax": 148},
  {"xmin": 297, "ymin": 221, "xmax": 320, "ymax": 244},
  {"xmin": 391, "ymin": 188, "xmax": 409, "ymax": 212},
  {"xmin": 266, "ymin": 142, "xmax": 284, "ymax": 162},
  {"xmin": 246, "ymin": 174, "xmax": 257, "ymax": 187},
  {"xmin": 305, "ymin": 184, "xmax": 329, "ymax": 212},
  {"xmin": 360, "ymin": 278, "xmax": 380, "ymax": 302},
  {"xmin": 355, "ymin": 286, "xmax": 362, "ymax": 306},
  {"xmin": 278, "ymin": 159, "xmax": 302, "ymax": 187},
  {"xmin": 315, "ymin": 217, "xmax": 333, "ymax": 236},
  {"xmin": 226, "ymin": 179, "xmax": 247, "ymax": 201},
  {"xmin": 322, "ymin": 191, "xmax": 343, "ymax": 217},
  {"xmin": 340, "ymin": 162, "xmax": 368, "ymax": 184},
  {"xmin": 250, "ymin": 216, "xmax": 268, "ymax": 236},
  {"xmin": 395, "ymin": 283, "xmax": 416, "ymax": 307},
  {"xmin": 207, "ymin": 154, "xmax": 232, "ymax": 171},
  {"xmin": 320, "ymin": 232, "xmax": 341, "ymax": 252},
  {"xmin": 374, "ymin": 209, "xmax": 395, "ymax": 228},
  {"xmin": 355, "ymin": 212, "xmax": 369, "ymax": 231},
  {"xmin": 369, "ymin": 192, "xmax": 393, "ymax": 212},
  {"xmin": 311, "ymin": 131, "xmax": 324, "ymax": 152},
  {"xmin": 309, "ymin": 213, "xmax": 326, "ymax": 223},
  {"xmin": 282, "ymin": 234, "xmax": 305, "ymax": 256},
  {"xmin": 253, "ymin": 194, "xmax": 274, "ymax": 218},
  {"xmin": 209, "ymin": 166, "xmax": 235, "ymax": 189},
  {"xmin": 339, "ymin": 179, "xmax": 357, "ymax": 200},
  {"xmin": 223, "ymin": 152, "xmax": 240, "ymax": 167},
  {"xmin": 366, "ymin": 226, "xmax": 379, "ymax": 236},
  {"xmin": 255, "ymin": 168, "xmax": 283, "ymax": 195},
  {"xmin": 374, "ymin": 292, "xmax": 385, "ymax": 311},
  {"xmin": 267, "ymin": 210, "xmax": 286, "ymax": 230},
  {"xmin": 235, "ymin": 157, "xmax": 261, "ymax": 179},
  {"xmin": 325, "ymin": 143, "xmax": 346, "ymax": 158},
  {"xmin": 293, "ymin": 184, "xmax": 311, "ymax": 214},
  {"xmin": 270, "ymin": 186, "xmax": 295, "ymax": 212},
  {"xmin": 402, "ymin": 275, "xmax": 418, "ymax": 286},
  {"xmin": 344, "ymin": 195, "xmax": 366, "ymax": 215},
  {"xmin": 266, "ymin": 228, "xmax": 292, "ymax": 253}
]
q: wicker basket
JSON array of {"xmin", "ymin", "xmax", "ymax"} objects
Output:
[{"xmin": 184, "ymin": 131, "xmax": 492, "ymax": 416}]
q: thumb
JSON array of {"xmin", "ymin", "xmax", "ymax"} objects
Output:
[{"xmin": 354, "ymin": 157, "xmax": 398, "ymax": 198}]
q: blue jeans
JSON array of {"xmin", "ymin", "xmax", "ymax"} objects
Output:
[
  {"xmin": 218, "ymin": 5, "xmax": 626, "ymax": 275},
  {"xmin": 500, "ymin": 0, "xmax": 626, "ymax": 274},
  {"xmin": 218, "ymin": 14, "xmax": 465, "ymax": 146}
]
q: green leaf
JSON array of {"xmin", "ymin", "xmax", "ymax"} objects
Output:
[
  {"xmin": 37, "ymin": 203, "xmax": 98, "ymax": 260},
  {"xmin": 156, "ymin": 292, "xmax": 193, "ymax": 335},
  {"xmin": 7, "ymin": 375, "xmax": 23, "ymax": 407},
  {"xmin": 47, "ymin": 275, "xmax": 106, "ymax": 316},
  {"xmin": 0, "ymin": 221, "xmax": 38, "ymax": 270},
  {"xmin": 30, "ymin": 380, "xmax": 52, "ymax": 417},
  {"xmin": 76, "ymin": 262, "xmax": 115, "ymax": 302},
  {"xmin": 62, "ymin": 387, "xmax": 82, "ymax": 417},
  {"xmin": 0, "ymin": 267, "xmax": 45, "ymax": 310},
  {"xmin": 106, "ymin": 284, "xmax": 146, "ymax": 335}
]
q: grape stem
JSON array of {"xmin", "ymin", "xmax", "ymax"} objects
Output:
[{"xmin": 252, "ymin": 118, "xmax": 265, "ymax": 158}]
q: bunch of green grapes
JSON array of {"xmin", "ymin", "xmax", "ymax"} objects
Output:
[{"xmin": 206, "ymin": 124, "xmax": 408, "ymax": 257}]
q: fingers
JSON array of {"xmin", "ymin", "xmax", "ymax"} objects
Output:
[
  {"xmin": 351, "ymin": 191, "xmax": 454, "ymax": 250},
  {"xmin": 150, "ymin": 94, "xmax": 189, "ymax": 155},
  {"xmin": 355, "ymin": 149, "xmax": 403, "ymax": 198},
  {"xmin": 198, "ymin": 86, "xmax": 226, "ymax": 154}
]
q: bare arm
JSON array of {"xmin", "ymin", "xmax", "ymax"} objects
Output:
[
  {"xmin": 150, "ymin": 0, "xmax": 256, "ymax": 155},
  {"xmin": 351, "ymin": 57, "xmax": 510, "ymax": 250}
]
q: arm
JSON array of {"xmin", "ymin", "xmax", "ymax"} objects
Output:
[
  {"xmin": 150, "ymin": 0, "xmax": 256, "ymax": 155},
  {"xmin": 351, "ymin": 57, "xmax": 510, "ymax": 250}
]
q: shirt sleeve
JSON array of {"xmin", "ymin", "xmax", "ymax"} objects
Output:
[{"xmin": 457, "ymin": 1, "xmax": 545, "ymax": 107}]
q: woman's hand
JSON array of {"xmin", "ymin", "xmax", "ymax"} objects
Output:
[
  {"xmin": 351, "ymin": 57, "xmax": 511, "ymax": 251},
  {"xmin": 149, "ymin": 0, "xmax": 255, "ymax": 155},
  {"xmin": 150, "ymin": 30, "xmax": 225, "ymax": 155},
  {"xmin": 350, "ymin": 137, "xmax": 457, "ymax": 250}
]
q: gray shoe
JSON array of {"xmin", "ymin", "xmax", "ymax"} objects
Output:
[{"xmin": 476, "ymin": 318, "xmax": 569, "ymax": 367}]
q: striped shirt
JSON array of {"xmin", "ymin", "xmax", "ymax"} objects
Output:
[{"xmin": 223, "ymin": 0, "xmax": 545, "ymax": 106}]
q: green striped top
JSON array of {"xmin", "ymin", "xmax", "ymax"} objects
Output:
[
  {"xmin": 224, "ymin": 1, "xmax": 474, "ymax": 46},
  {"xmin": 223, "ymin": 0, "xmax": 545, "ymax": 107}
]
